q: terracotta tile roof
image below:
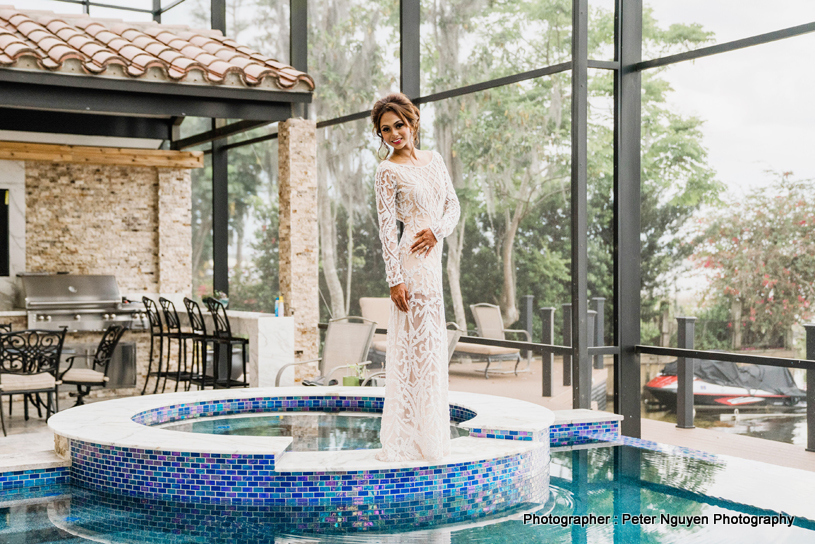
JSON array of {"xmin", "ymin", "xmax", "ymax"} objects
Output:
[{"xmin": 0, "ymin": 5, "xmax": 314, "ymax": 92}]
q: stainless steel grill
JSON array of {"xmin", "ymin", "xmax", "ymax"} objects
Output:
[{"xmin": 21, "ymin": 274, "xmax": 148, "ymax": 332}]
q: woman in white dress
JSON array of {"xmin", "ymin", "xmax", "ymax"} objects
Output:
[{"xmin": 371, "ymin": 93, "xmax": 461, "ymax": 461}]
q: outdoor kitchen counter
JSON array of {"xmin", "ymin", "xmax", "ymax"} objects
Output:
[{"xmin": 200, "ymin": 311, "xmax": 296, "ymax": 388}]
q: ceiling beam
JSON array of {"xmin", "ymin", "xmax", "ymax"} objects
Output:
[{"xmin": 0, "ymin": 108, "xmax": 172, "ymax": 140}]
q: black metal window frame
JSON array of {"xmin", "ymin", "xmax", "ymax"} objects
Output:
[{"xmin": 48, "ymin": 0, "xmax": 187, "ymax": 21}]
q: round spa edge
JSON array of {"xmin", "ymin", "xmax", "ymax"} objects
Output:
[{"xmin": 48, "ymin": 388, "xmax": 554, "ymax": 532}]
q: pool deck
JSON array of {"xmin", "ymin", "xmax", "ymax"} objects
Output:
[{"xmin": 1, "ymin": 356, "xmax": 813, "ymax": 474}]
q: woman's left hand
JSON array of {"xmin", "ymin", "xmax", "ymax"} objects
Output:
[{"xmin": 410, "ymin": 228, "xmax": 437, "ymax": 255}]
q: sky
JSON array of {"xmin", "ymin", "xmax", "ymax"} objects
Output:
[{"xmin": 646, "ymin": 0, "xmax": 815, "ymax": 195}]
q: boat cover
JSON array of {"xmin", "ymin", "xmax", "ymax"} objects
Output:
[{"xmin": 661, "ymin": 359, "xmax": 806, "ymax": 398}]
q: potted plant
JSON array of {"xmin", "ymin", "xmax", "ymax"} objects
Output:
[{"xmin": 342, "ymin": 363, "xmax": 366, "ymax": 386}]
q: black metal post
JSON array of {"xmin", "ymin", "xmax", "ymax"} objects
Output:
[
  {"xmin": 562, "ymin": 303, "xmax": 572, "ymax": 386},
  {"xmin": 571, "ymin": 0, "xmax": 590, "ymax": 410},
  {"xmin": 83, "ymin": 0, "xmax": 90, "ymax": 15},
  {"xmin": 153, "ymin": 0, "xmax": 162, "ymax": 23},
  {"xmin": 211, "ymin": 122, "xmax": 229, "ymax": 297},
  {"xmin": 676, "ymin": 317, "xmax": 696, "ymax": 429},
  {"xmin": 400, "ymin": 0, "xmax": 420, "ymax": 100},
  {"xmin": 806, "ymin": 324, "xmax": 815, "ymax": 452},
  {"xmin": 211, "ymin": 0, "xmax": 228, "ymax": 298},
  {"xmin": 592, "ymin": 297, "xmax": 605, "ymax": 368},
  {"xmin": 211, "ymin": 0, "xmax": 226, "ymax": 35},
  {"xmin": 540, "ymin": 307, "xmax": 555, "ymax": 397},
  {"xmin": 614, "ymin": 0, "xmax": 643, "ymax": 437},
  {"xmin": 587, "ymin": 310, "xmax": 596, "ymax": 352},
  {"xmin": 290, "ymin": 0, "xmax": 308, "ymax": 118},
  {"xmin": 522, "ymin": 294, "xmax": 534, "ymax": 360}
]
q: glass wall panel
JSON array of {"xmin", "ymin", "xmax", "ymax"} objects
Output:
[
  {"xmin": 639, "ymin": 34, "xmax": 815, "ymax": 444},
  {"xmin": 589, "ymin": 0, "xmax": 615, "ymax": 61},
  {"xmin": 25, "ymin": 0, "xmax": 84, "ymax": 15},
  {"xmin": 308, "ymin": 0, "xmax": 400, "ymax": 121},
  {"xmin": 227, "ymin": 137, "xmax": 281, "ymax": 313},
  {"xmin": 587, "ymin": 68, "xmax": 614, "ymax": 350},
  {"xmin": 421, "ymin": 0, "xmax": 572, "ymax": 95},
  {"xmin": 316, "ymin": 118, "xmax": 387, "ymax": 322},
  {"xmin": 420, "ymin": 72, "xmax": 572, "ymax": 340},
  {"xmin": 645, "ymin": 0, "xmax": 815, "ymax": 60},
  {"xmin": 191, "ymin": 153, "xmax": 213, "ymax": 302},
  {"xmin": 164, "ymin": 0, "xmax": 289, "ymax": 62}
]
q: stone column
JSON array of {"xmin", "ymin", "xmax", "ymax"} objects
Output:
[
  {"xmin": 157, "ymin": 168, "xmax": 192, "ymax": 298},
  {"xmin": 278, "ymin": 118, "xmax": 318, "ymax": 377}
]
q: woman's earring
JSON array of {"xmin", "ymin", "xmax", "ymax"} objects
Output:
[{"xmin": 377, "ymin": 139, "xmax": 388, "ymax": 160}]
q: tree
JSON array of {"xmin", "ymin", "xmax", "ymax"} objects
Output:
[
  {"xmin": 691, "ymin": 174, "xmax": 815, "ymax": 348},
  {"xmin": 307, "ymin": 0, "xmax": 398, "ymax": 318}
]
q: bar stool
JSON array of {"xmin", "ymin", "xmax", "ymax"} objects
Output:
[
  {"xmin": 183, "ymin": 297, "xmax": 217, "ymax": 390},
  {"xmin": 141, "ymin": 297, "xmax": 166, "ymax": 395},
  {"xmin": 159, "ymin": 297, "xmax": 197, "ymax": 392},
  {"xmin": 204, "ymin": 297, "xmax": 249, "ymax": 388}
]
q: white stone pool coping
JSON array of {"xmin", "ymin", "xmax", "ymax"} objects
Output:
[{"xmin": 47, "ymin": 387, "xmax": 556, "ymax": 472}]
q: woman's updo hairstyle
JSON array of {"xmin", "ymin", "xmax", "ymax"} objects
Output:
[{"xmin": 371, "ymin": 93, "xmax": 421, "ymax": 153}]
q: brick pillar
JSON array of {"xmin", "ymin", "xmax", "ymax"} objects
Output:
[{"xmin": 278, "ymin": 118, "xmax": 318, "ymax": 376}]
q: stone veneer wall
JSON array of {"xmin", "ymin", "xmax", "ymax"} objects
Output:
[
  {"xmin": 278, "ymin": 119, "xmax": 319, "ymax": 377},
  {"xmin": 17, "ymin": 153, "xmax": 196, "ymax": 395},
  {"xmin": 25, "ymin": 162, "xmax": 191, "ymax": 295}
]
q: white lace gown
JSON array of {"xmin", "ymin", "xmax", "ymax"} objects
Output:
[{"xmin": 374, "ymin": 150, "xmax": 461, "ymax": 462}]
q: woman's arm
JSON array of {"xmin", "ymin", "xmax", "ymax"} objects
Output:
[
  {"xmin": 429, "ymin": 162, "xmax": 461, "ymax": 242},
  {"xmin": 375, "ymin": 167, "xmax": 404, "ymax": 288}
]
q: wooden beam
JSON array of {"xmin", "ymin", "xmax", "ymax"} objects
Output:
[{"xmin": 0, "ymin": 141, "xmax": 203, "ymax": 169}]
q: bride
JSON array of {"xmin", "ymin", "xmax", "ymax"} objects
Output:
[{"xmin": 371, "ymin": 93, "xmax": 460, "ymax": 461}]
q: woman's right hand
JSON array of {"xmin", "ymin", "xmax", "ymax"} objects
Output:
[{"xmin": 390, "ymin": 283, "xmax": 410, "ymax": 313}]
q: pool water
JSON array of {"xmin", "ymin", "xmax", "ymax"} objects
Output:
[
  {"xmin": 2, "ymin": 446, "xmax": 813, "ymax": 543},
  {"xmin": 160, "ymin": 412, "xmax": 470, "ymax": 451}
]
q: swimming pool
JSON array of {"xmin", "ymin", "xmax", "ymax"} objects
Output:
[{"xmin": 2, "ymin": 445, "xmax": 813, "ymax": 543}]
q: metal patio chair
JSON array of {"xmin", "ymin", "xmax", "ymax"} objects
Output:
[
  {"xmin": 183, "ymin": 297, "xmax": 217, "ymax": 390},
  {"xmin": 452, "ymin": 303, "xmax": 532, "ymax": 379},
  {"xmin": 275, "ymin": 316, "xmax": 376, "ymax": 387},
  {"xmin": 204, "ymin": 297, "xmax": 249, "ymax": 388},
  {"xmin": 159, "ymin": 297, "xmax": 197, "ymax": 392},
  {"xmin": 60, "ymin": 324, "xmax": 126, "ymax": 406},
  {"xmin": 141, "ymin": 296, "xmax": 166, "ymax": 395},
  {"xmin": 0, "ymin": 328, "xmax": 66, "ymax": 436}
]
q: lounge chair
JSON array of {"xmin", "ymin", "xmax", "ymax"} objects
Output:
[
  {"xmin": 359, "ymin": 297, "xmax": 390, "ymax": 366},
  {"xmin": 274, "ymin": 316, "xmax": 376, "ymax": 386},
  {"xmin": 451, "ymin": 303, "xmax": 532, "ymax": 379}
]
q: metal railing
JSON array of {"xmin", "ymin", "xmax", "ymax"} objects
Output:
[{"xmin": 636, "ymin": 319, "xmax": 815, "ymax": 452}]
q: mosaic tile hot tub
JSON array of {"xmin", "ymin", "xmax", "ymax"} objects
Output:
[{"xmin": 47, "ymin": 387, "xmax": 555, "ymax": 532}]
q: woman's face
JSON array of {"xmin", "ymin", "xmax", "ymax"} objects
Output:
[{"xmin": 378, "ymin": 111, "xmax": 412, "ymax": 151}]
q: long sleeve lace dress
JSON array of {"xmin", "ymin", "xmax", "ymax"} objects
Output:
[{"xmin": 374, "ymin": 150, "xmax": 461, "ymax": 462}]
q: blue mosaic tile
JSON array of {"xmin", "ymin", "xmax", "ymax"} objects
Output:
[
  {"xmin": 549, "ymin": 420, "xmax": 620, "ymax": 447},
  {"xmin": 69, "ymin": 438, "xmax": 549, "ymax": 529},
  {"xmin": 0, "ymin": 466, "xmax": 70, "ymax": 491}
]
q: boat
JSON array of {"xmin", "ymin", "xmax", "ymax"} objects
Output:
[{"xmin": 644, "ymin": 359, "xmax": 806, "ymax": 409}]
